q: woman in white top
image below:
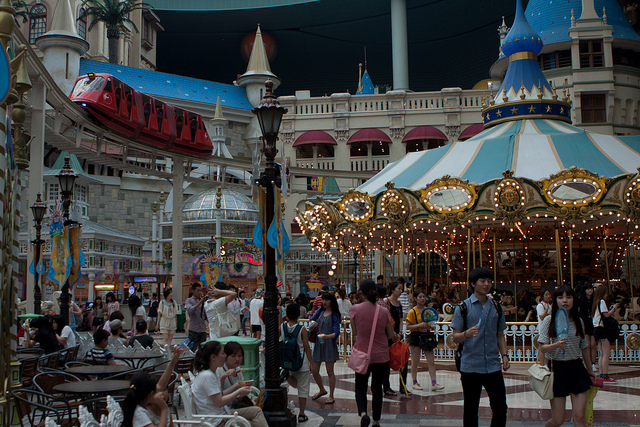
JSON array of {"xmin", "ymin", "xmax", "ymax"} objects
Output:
[
  {"xmin": 592, "ymin": 285, "xmax": 619, "ymax": 383},
  {"xmin": 337, "ymin": 288, "xmax": 352, "ymax": 319},
  {"xmin": 192, "ymin": 341, "xmax": 268, "ymax": 426},
  {"xmin": 536, "ymin": 290, "xmax": 552, "ymax": 364},
  {"xmin": 52, "ymin": 315, "xmax": 76, "ymax": 349},
  {"xmin": 129, "ymin": 295, "xmax": 146, "ymax": 325}
]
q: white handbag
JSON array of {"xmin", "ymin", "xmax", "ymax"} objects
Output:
[{"xmin": 528, "ymin": 363, "xmax": 554, "ymax": 400}]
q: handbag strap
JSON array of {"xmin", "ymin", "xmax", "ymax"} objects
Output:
[{"xmin": 366, "ymin": 304, "xmax": 381, "ymax": 357}]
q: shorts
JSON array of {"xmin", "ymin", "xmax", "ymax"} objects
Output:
[
  {"xmin": 147, "ymin": 316, "xmax": 157, "ymax": 322},
  {"xmin": 289, "ymin": 369, "xmax": 310, "ymax": 398},
  {"xmin": 549, "ymin": 359, "xmax": 591, "ymax": 397},
  {"xmin": 251, "ymin": 325, "xmax": 262, "ymax": 333},
  {"xmin": 409, "ymin": 331, "xmax": 437, "ymax": 351},
  {"xmin": 583, "ymin": 320, "xmax": 594, "ymax": 336},
  {"xmin": 593, "ymin": 326, "xmax": 616, "ymax": 343}
]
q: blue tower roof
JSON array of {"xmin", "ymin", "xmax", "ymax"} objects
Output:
[
  {"xmin": 78, "ymin": 59, "xmax": 253, "ymax": 110},
  {"xmin": 483, "ymin": 0, "xmax": 571, "ymax": 128},
  {"xmin": 526, "ymin": 0, "xmax": 640, "ymax": 45},
  {"xmin": 356, "ymin": 70, "xmax": 374, "ymax": 95},
  {"xmin": 501, "ymin": 0, "xmax": 543, "ymax": 57}
]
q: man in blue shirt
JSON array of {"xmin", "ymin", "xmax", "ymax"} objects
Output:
[{"xmin": 451, "ymin": 267, "xmax": 510, "ymax": 427}]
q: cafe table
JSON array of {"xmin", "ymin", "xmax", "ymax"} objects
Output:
[
  {"xmin": 112, "ymin": 351, "xmax": 164, "ymax": 369},
  {"xmin": 52, "ymin": 379, "xmax": 131, "ymax": 397},
  {"xmin": 65, "ymin": 364, "xmax": 131, "ymax": 379}
]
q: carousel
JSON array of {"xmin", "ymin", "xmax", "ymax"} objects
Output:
[{"xmin": 296, "ymin": 0, "xmax": 640, "ymax": 315}]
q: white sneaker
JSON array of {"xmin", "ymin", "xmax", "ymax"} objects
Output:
[
  {"xmin": 412, "ymin": 383, "xmax": 423, "ymax": 390},
  {"xmin": 431, "ymin": 384, "xmax": 445, "ymax": 391},
  {"xmin": 592, "ymin": 364, "xmax": 598, "ymax": 372}
]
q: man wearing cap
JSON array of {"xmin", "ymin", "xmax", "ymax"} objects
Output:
[
  {"xmin": 108, "ymin": 319, "xmax": 128, "ymax": 346},
  {"xmin": 249, "ymin": 288, "xmax": 264, "ymax": 339}
]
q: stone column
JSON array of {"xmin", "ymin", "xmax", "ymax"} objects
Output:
[{"xmin": 390, "ymin": 0, "xmax": 409, "ymax": 90}]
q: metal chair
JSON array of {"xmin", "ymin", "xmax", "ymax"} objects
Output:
[
  {"xmin": 11, "ymin": 389, "xmax": 76, "ymax": 427},
  {"xmin": 18, "ymin": 355, "xmax": 39, "ymax": 386},
  {"xmin": 175, "ymin": 356, "xmax": 195, "ymax": 379},
  {"xmin": 149, "ymin": 369, "xmax": 178, "ymax": 416},
  {"xmin": 33, "ymin": 371, "xmax": 82, "ymax": 395},
  {"xmin": 65, "ymin": 360, "xmax": 91, "ymax": 369}
]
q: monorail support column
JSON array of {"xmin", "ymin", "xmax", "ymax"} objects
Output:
[
  {"xmin": 390, "ymin": 0, "xmax": 409, "ymax": 90},
  {"xmin": 171, "ymin": 158, "xmax": 184, "ymax": 305}
]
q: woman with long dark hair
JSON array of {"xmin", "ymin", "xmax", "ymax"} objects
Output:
[
  {"xmin": 191, "ymin": 341, "xmax": 267, "ymax": 425},
  {"xmin": 129, "ymin": 295, "xmax": 146, "ymax": 325},
  {"xmin": 350, "ymin": 279, "xmax": 397, "ymax": 426},
  {"xmin": 157, "ymin": 289, "xmax": 177, "ymax": 347},
  {"xmin": 52, "ymin": 314, "xmax": 76, "ymax": 349},
  {"xmin": 577, "ymin": 283, "xmax": 597, "ymax": 372},
  {"xmin": 538, "ymin": 286, "xmax": 595, "ymax": 427},
  {"xmin": 406, "ymin": 289, "xmax": 443, "ymax": 391},
  {"xmin": 92, "ymin": 296, "xmax": 105, "ymax": 331},
  {"xmin": 592, "ymin": 284, "xmax": 619, "ymax": 383},
  {"xmin": 309, "ymin": 292, "xmax": 341, "ymax": 404},
  {"xmin": 387, "ymin": 281, "xmax": 409, "ymax": 395},
  {"xmin": 106, "ymin": 292, "xmax": 119, "ymax": 317}
]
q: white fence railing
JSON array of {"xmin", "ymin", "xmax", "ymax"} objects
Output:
[{"xmin": 301, "ymin": 319, "xmax": 640, "ymax": 363}]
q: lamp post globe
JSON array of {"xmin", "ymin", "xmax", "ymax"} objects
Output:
[{"xmin": 253, "ymin": 80, "xmax": 295, "ymax": 426}]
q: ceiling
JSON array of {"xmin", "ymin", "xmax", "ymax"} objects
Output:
[{"xmin": 150, "ymin": 0, "xmax": 519, "ymax": 96}]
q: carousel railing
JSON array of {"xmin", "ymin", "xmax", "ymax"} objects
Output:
[{"xmin": 300, "ymin": 318, "xmax": 640, "ymax": 363}]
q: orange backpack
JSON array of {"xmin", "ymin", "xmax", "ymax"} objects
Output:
[{"xmin": 389, "ymin": 340, "xmax": 410, "ymax": 371}]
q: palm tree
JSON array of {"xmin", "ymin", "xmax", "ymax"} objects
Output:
[{"xmin": 79, "ymin": 0, "xmax": 151, "ymax": 64}]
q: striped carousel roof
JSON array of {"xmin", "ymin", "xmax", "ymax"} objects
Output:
[{"xmin": 358, "ymin": 119, "xmax": 640, "ymax": 195}]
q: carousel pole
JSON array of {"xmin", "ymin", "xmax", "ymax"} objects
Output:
[
  {"xmin": 625, "ymin": 234, "xmax": 632, "ymax": 297},
  {"xmin": 633, "ymin": 243, "xmax": 638, "ymax": 318},
  {"xmin": 447, "ymin": 238, "xmax": 451, "ymax": 286},
  {"xmin": 467, "ymin": 229, "xmax": 471, "ymax": 289},
  {"xmin": 439, "ymin": 246, "xmax": 443, "ymax": 285},
  {"xmin": 414, "ymin": 242, "xmax": 418, "ymax": 286},
  {"xmin": 493, "ymin": 232, "xmax": 497, "ymax": 284},
  {"xmin": 478, "ymin": 232, "xmax": 483, "ymax": 267},
  {"xmin": 603, "ymin": 230, "xmax": 611, "ymax": 293},
  {"xmin": 555, "ymin": 227, "xmax": 563, "ymax": 287},
  {"xmin": 472, "ymin": 233, "xmax": 476, "ymax": 269},
  {"xmin": 426, "ymin": 244, "xmax": 430, "ymax": 287},
  {"xmin": 568, "ymin": 229, "xmax": 574, "ymax": 288},
  {"xmin": 401, "ymin": 235, "xmax": 405, "ymax": 281},
  {"xmin": 512, "ymin": 236, "xmax": 517, "ymax": 321}
]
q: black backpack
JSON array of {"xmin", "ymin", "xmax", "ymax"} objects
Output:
[
  {"xmin": 455, "ymin": 298, "xmax": 503, "ymax": 372},
  {"xmin": 280, "ymin": 323, "xmax": 304, "ymax": 371}
]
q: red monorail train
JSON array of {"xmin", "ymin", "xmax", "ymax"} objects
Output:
[{"xmin": 69, "ymin": 73, "xmax": 213, "ymax": 157}]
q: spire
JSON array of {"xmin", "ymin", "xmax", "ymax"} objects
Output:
[
  {"xmin": 214, "ymin": 95, "xmax": 224, "ymax": 120},
  {"xmin": 243, "ymin": 25, "xmax": 276, "ymax": 78},
  {"xmin": 357, "ymin": 63, "xmax": 363, "ymax": 93},
  {"xmin": 498, "ymin": 16, "xmax": 510, "ymax": 57},
  {"xmin": 482, "ymin": 0, "xmax": 571, "ymax": 128},
  {"xmin": 356, "ymin": 48, "xmax": 374, "ymax": 95},
  {"xmin": 48, "ymin": 0, "xmax": 80, "ymax": 37},
  {"xmin": 236, "ymin": 24, "xmax": 280, "ymax": 90}
]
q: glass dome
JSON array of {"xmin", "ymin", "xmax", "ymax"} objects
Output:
[{"xmin": 183, "ymin": 189, "xmax": 259, "ymax": 222}]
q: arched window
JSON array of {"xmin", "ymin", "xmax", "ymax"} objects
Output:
[
  {"xmin": 78, "ymin": 8, "xmax": 87, "ymax": 40},
  {"xmin": 29, "ymin": 4, "xmax": 47, "ymax": 43}
]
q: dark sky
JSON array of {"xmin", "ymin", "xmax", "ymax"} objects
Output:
[{"xmin": 154, "ymin": 0, "xmax": 518, "ymax": 96}]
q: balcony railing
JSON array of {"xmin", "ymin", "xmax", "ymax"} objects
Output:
[
  {"xmin": 295, "ymin": 158, "xmax": 335, "ymax": 170},
  {"xmin": 351, "ymin": 157, "xmax": 389, "ymax": 172}
]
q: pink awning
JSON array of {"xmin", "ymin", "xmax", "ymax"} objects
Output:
[
  {"xmin": 292, "ymin": 130, "xmax": 337, "ymax": 147},
  {"xmin": 458, "ymin": 124, "xmax": 484, "ymax": 141},
  {"xmin": 347, "ymin": 128, "xmax": 392, "ymax": 144},
  {"xmin": 402, "ymin": 126, "xmax": 448, "ymax": 142}
]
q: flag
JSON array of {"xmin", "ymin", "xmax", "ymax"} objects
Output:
[
  {"xmin": 48, "ymin": 222, "xmax": 71, "ymax": 285},
  {"xmin": 307, "ymin": 176, "xmax": 323, "ymax": 191},
  {"xmin": 29, "ymin": 243, "xmax": 45, "ymax": 277},
  {"xmin": 68, "ymin": 224, "xmax": 84, "ymax": 287}
]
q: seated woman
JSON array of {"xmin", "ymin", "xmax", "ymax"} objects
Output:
[
  {"xmin": 122, "ymin": 347, "xmax": 183, "ymax": 427},
  {"xmin": 192, "ymin": 341, "xmax": 267, "ymax": 426}
]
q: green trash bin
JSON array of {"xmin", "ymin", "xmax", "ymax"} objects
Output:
[
  {"xmin": 176, "ymin": 312, "xmax": 185, "ymax": 331},
  {"xmin": 213, "ymin": 336, "xmax": 263, "ymax": 387}
]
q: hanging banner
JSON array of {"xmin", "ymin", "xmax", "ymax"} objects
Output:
[
  {"xmin": 47, "ymin": 205, "xmax": 71, "ymax": 285},
  {"xmin": 67, "ymin": 224, "xmax": 84, "ymax": 287},
  {"xmin": 200, "ymin": 254, "xmax": 222, "ymax": 286},
  {"xmin": 268, "ymin": 183, "xmax": 289, "ymax": 282},
  {"xmin": 29, "ymin": 243, "xmax": 45, "ymax": 278}
]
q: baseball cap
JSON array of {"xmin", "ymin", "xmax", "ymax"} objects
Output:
[
  {"xmin": 255, "ymin": 288, "xmax": 264, "ymax": 297},
  {"xmin": 110, "ymin": 319, "xmax": 123, "ymax": 331}
]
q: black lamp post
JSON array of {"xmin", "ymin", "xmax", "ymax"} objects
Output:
[
  {"xmin": 31, "ymin": 193, "xmax": 47, "ymax": 314},
  {"xmin": 253, "ymin": 80, "xmax": 295, "ymax": 426},
  {"xmin": 56, "ymin": 156, "xmax": 77, "ymax": 323}
]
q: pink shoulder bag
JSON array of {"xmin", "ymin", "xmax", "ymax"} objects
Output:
[{"xmin": 348, "ymin": 304, "xmax": 381, "ymax": 374}]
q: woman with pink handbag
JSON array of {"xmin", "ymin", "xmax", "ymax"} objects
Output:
[{"xmin": 349, "ymin": 279, "xmax": 398, "ymax": 427}]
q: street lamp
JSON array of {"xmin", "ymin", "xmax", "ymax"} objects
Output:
[
  {"xmin": 253, "ymin": 80, "xmax": 295, "ymax": 426},
  {"xmin": 30, "ymin": 193, "xmax": 47, "ymax": 314},
  {"xmin": 56, "ymin": 156, "xmax": 77, "ymax": 323}
]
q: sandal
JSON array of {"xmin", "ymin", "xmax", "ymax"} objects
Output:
[
  {"xmin": 298, "ymin": 414, "xmax": 308, "ymax": 422},
  {"xmin": 311, "ymin": 391, "xmax": 327, "ymax": 401},
  {"xmin": 384, "ymin": 390, "xmax": 397, "ymax": 397},
  {"xmin": 324, "ymin": 398, "xmax": 335, "ymax": 404}
]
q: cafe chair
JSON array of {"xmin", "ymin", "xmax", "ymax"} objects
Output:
[
  {"xmin": 11, "ymin": 389, "xmax": 77, "ymax": 427},
  {"xmin": 33, "ymin": 371, "xmax": 82, "ymax": 396},
  {"xmin": 18, "ymin": 355, "xmax": 39, "ymax": 386},
  {"xmin": 149, "ymin": 369, "xmax": 179, "ymax": 416},
  {"xmin": 65, "ymin": 360, "xmax": 92, "ymax": 369},
  {"xmin": 177, "ymin": 377, "xmax": 251, "ymax": 427},
  {"xmin": 78, "ymin": 395, "xmax": 126, "ymax": 425}
]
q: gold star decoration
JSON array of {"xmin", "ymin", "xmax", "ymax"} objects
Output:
[
  {"xmin": 523, "ymin": 36, "xmax": 528, "ymax": 41},
  {"xmin": 560, "ymin": 107, "xmax": 564, "ymax": 114},
  {"xmin": 496, "ymin": 109, "xmax": 502, "ymax": 117},
  {"xmin": 511, "ymin": 106, "xmax": 519, "ymax": 115},
  {"xmin": 538, "ymin": 37, "xmax": 542, "ymax": 43},
  {"xmin": 546, "ymin": 105, "xmax": 552, "ymax": 113},
  {"xmin": 486, "ymin": 113, "xmax": 491, "ymax": 121},
  {"xmin": 528, "ymin": 105, "xmax": 536, "ymax": 113},
  {"xmin": 515, "ymin": 38, "xmax": 520, "ymax": 43}
]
